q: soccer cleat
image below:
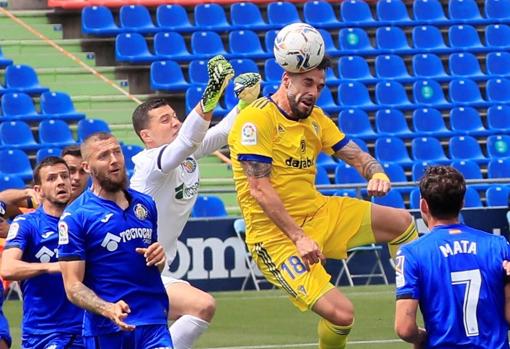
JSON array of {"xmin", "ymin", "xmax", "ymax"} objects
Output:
[
  {"xmin": 234, "ymin": 72, "xmax": 262, "ymax": 110},
  {"xmin": 200, "ymin": 55, "xmax": 235, "ymax": 114}
]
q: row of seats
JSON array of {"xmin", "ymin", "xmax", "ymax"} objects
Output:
[
  {"xmin": 0, "ymin": 64, "xmax": 49, "ymax": 95},
  {"xmin": 82, "ymin": 0, "xmax": 510, "ymax": 37},
  {"xmin": 51, "ymin": 0, "xmax": 289, "ymax": 10}
]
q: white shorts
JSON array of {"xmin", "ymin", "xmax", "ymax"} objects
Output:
[{"xmin": 161, "ymin": 275, "xmax": 190, "ymax": 288}]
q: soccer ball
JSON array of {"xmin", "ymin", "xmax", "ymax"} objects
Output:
[{"xmin": 273, "ymin": 23, "xmax": 325, "ymax": 73}]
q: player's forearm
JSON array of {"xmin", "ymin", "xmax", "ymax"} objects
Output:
[
  {"xmin": 66, "ymin": 281, "xmax": 113, "ymax": 317},
  {"xmin": 0, "ymin": 259, "xmax": 58, "ymax": 281},
  {"xmin": 0, "ymin": 189, "xmax": 32, "ymax": 208},
  {"xmin": 336, "ymin": 141, "xmax": 385, "ymax": 181}
]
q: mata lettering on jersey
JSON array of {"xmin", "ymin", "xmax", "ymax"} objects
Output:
[{"xmin": 241, "ymin": 122, "xmax": 257, "ymax": 145}]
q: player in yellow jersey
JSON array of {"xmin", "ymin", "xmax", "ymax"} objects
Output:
[{"xmin": 228, "ymin": 56, "xmax": 418, "ymax": 349}]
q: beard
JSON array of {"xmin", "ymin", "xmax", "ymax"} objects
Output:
[
  {"xmin": 92, "ymin": 167, "xmax": 127, "ymax": 193},
  {"xmin": 288, "ymin": 93, "xmax": 314, "ymax": 120},
  {"xmin": 47, "ymin": 197, "xmax": 69, "ymax": 208}
]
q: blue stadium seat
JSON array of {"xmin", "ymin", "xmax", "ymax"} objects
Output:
[
  {"xmin": 340, "ymin": 0, "xmax": 376, "ymax": 25},
  {"xmin": 486, "ymin": 185, "xmax": 510, "ymax": 207},
  {"xmin": 412, "ymin": 108, "xmax": 451, "ymax": 137},
  {"xmin": 317, "ymin": 152, "xmax": 337, "ymax": 172},
  {"xmin": 0, "ymin": 47, "xmax": 12, "ymax": 69},
  {"xmin": 376, "ymin": 26, "xmax": 413, "ymax": 52},
  {"xmin": 338, "ymin": 28, "xmax": 374, "ymax": 54},
  {"xmin": 5, "ymin": 65, "xmax": 49, "ymax": 95},
  {"xmin": 375, "ymin": 137, "xmax": 413, "ymax": 167},
  {"xmin": 229, "ymin": 30, "xmax": 269, "ymax": 59},
  {"xmin": 450, "ymin": 107, "xmax": 488, "ymax": 136},
  {"xmin": 0, "ymin": 174, "xmax": 25, "ymax": 191},
  {"xmin": 77, "ymin": 118, "xmax": 111, "ymax": 142},
  {"xmin": 223, "ymin": 84, "xmax": 238, "ymax": 111},
  {"xmin": 315, "ymin": 165, "xmax": 335, "ymax": 196},
  {"xmin": 267, "ymin": 2, "xmax": 301, "ymax": 26},
  {"xmin": 485, "ymin": 0, "xmax": 510, "ymax": 21},
  {"xmin": 412, "ymin": 25, "xmax": 449, "ymax": 52},
  {"xmin": 449, "ymin": 135, "xmax": 487, "ymax": 163},
  {"xmin": 449, "ymin": 79, "xmax": 485, "ymax": 105},
  {"xmin": 192, "ymin": 195, "xmax": 228, "ymax": 217},
  {"xmin": 36, "ymin": 147, "xmax": 62, "ymax": 164},
  {"xmin": 82, "ymin": 6, "xmax": 121, "ymax": 36},
  {"xmin": 486, "ymin": 78, "xmax": 510, "ymax": 103},
  {"xmin": 119, "ymin": 5, "xmax": 157, "ymax": 34},
  {"xmin": 412, "ymin": 161, "xmax": 437, "ymax": 181},
  {"xmin": 488, "ymin": 158, "xmax": 510, "ymax": 179},
  {"xmin": 0, "ymin": 149, "xmax": 33, "ymax": 181},
  {"xmin": 40, "ymin": 91, "xmax": 86, "ymax": 121},
  {"xmin": 338, "ymin": 109, "xmax": 377, "ymax": 139},
  {"xmin": 154, "ymin": 32, "xmax": 191, "ymax": 61},
  {"xmin": 413, "ymin": 0, "xmax": 449, "ymax": 24},
  {"xmin": 487, "ymin": 105, "xmax": 510, "ymax": 133},
  {"xmin": 338, "ymin": 81, "xmax": 376, "ymax": 109},
  {"xmin": 264, "ymin": 58, "xmax": 284, "ymax": 83},
  {"xmin": 191, "ymin": 31, "xmax": 229, "ymax": 59},
  {"xmin": 334, "ymin": 189, "xmax": 358, "ymax": 198},
  {"xmin": 115, "ymin": 33, "xmax": 155, "ymax": 63},
  {"xmin": 486, "ymin": 24, "xmax": 510, "ymax": 49},
  {"xmin": 375, "ymin": 109, "xmax": 412, "ymax": 137},
  {"xmin": 0, "ymin": 121, "xmax": 39, "ymax": 150},
  {"xmin": 264, "ymin": 30, "xmax": 278, "ymax": 54},
  {"xmin": 317, "ymin": 86, "xmax": 340, "ymax": 114},
  {"xmin": 1, "ymin": 92, "xmax": 46, "ymax": 122},
  {"xmin": 375, "ymin": 81, "xmax": 412, "ymax": 108},
  {"xmin": 150, "ymin": 60, "xmax": 189, "ymax": 92},
  {"xmin": 449, "ymin": 52, "xmax": 484, "ymax": 79},
  {"xmin": 262, "ymin": 84, "xmax": 279, "ymax": 97},
  {"xmin": 334, "ymin": 163, "xmax": 366, "ymax": 185},
  {"xmin": 464, "ymin": 187, "xmax": 483, "ymax": 208},
  {"xmin": 412, "ymin": 137, "xmax": 450, "ymax": 163},
  {"xmin": 194, "ymin": 3, "xmax": 230, "ymax": 31},
  {"xmin": 304, "ymin": 1, "xmax": 340, "ymax": 29},
  {"xmin": 325, "ymin": 66, "xmax": 340, "ymax": 86},
  {"xmin": 409, "ymin": 188, "xmax": 420, "ymax": 209},
  {"xmin": 413, "ymin": 80, "xmax": 449, "ymax": 107},
  {"xmin": 448, "ymin": 25, "xmax": 484, "ymax": 51},
  {"xmin": 39, "ymin": 119, "xmax": 75, "ymax": 148},
  {"xmin": 412, "ymin": 53, "xmax": 449, "ymax": 80},
  {"xmin": 375, "ymin": 54, "xmax": 411, "ymax": 81},
  {"xmin": 486, "ymin": 51, "xmax": 510, "ymax": 76},
  {"xmin": 230, "ymin": 2, "xmax": 271, "ymax": 31},
  {"xmin": 156, "ymin": 4, "xmax": 193, "ymax": 32},
  {"xmin": 487, "ymin": 135, "xmax": 510, "ymax": 158},
  {"xmin": 230, "ymin": 59, "xmax": 259, "ymax": 75},
  {"xmin": 451, "ymin": 159, "xmax": 483, "ymax": 181},
  {"xmin": 376, "ymin": 0, "xmax": 412, "ymax": 24},
  {"xmin": 382, "ymin": 162, "xmax": 407, "ymax": 182},
  {"xmin": 449, "ymin": 0, "xmax": 486, "ymax": 23},
  {"xmin": 122, "ymin": 144, "xmax": 143, "ymax": 177},
  {"xmin": 372, "ymin": 189, "xmax": 406, "ymax": 208},
  {"xmin": 318, "ymin": 29, "xmax": 341, "ymax": 57},
  {"xmin": 338, "ymin": 56, "xmax": 375, "ymax": 82}
]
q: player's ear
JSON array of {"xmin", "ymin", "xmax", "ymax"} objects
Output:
[
  {"xmin": 282, "ymin": 72, "xmax": 291, "ymax": 89},
  {"xmin": 81, "ymin": 161, "xmax": 92, "ymax": 175},
  {"xmin": 139, "ymin": 129, "xmax": 151, "ymax": 145},
  {"xmin": 420, "ymin": 198, "xmax": 429, "ymax": 216}
]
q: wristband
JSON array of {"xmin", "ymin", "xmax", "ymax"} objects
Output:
[{"xmin": 372, "ymin": 173, "xmax": 390, "ymax": 182}]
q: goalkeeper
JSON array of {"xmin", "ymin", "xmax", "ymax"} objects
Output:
[{"xmin": 130, "ymin": 55, "xmax": 261, "ymax": 349}]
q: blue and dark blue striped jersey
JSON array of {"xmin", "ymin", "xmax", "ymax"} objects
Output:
[
  {"xmin": 58, "ymin": 189, "xmax": 169, "ymax": 336},
  {"xmin": 5, "ymin": 207, "xmax": 83, "ymax": 336},
  {"xmin": 396, "ymin": 224, "xmax": 510, "ymax": 349}
]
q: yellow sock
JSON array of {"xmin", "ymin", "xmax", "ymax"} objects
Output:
[
  {"xmin": 388, "ymin": 220, "xmax": 418, "ymax": 259},
  {"xmin": 318, "ymin": 318, "xmax": 353, "ymax": 349}
]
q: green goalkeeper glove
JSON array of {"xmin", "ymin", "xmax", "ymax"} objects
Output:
[
  {"xmin": 234, "ymin": 72, "xmax": 262, "ymax": 111},
  {"xmin": 200, "ymin": 55, "xmax": 235, "ymax": 114}
]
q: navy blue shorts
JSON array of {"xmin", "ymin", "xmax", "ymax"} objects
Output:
[
  {"xmin": 83, "ymin": 325, "xmax": 172, "ymax": 349},
  {"xmin": 22, "ymin": 333, "xmax": 84, "ymax": 349}
]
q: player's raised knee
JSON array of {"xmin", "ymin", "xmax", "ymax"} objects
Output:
[
  {"xmin": 194, "ymin": 292, "xmax": 216, "ymax": 322},
  {"xmin": 329, "ymin": 303, "xmax": 354, "ymax": 327}
]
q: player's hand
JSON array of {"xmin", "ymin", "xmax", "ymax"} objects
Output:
[
  {"xmin": 367, "ymin": 173, "xmax": 391, "ymax": 197},
  {"xmin": 503, "ymin": 260, "xmax": 510, "ymax": 275},
  {"xmin": 106, "ymin": 300, "xmax": 135, "ymax": 331},
  {"xmin": 295, "ymin": 235, "xmax": 325, "ymax": 271},
  {"xmin": 136, "ymin": 242, "xmax": 166, "ymax": 268},
  {"xmin": 412, "ymin": 327, "xmax": 427, "ymax": 349}
]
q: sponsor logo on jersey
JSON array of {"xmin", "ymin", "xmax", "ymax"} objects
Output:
[
  {"xmin": 101, "ymin": 228, "xmax": 153, "ymax": 252},
  {"xmin": 241, "ymin": 122, "xmax": 257, "ymax": 145},
  {"xmin": 41, "ymin": 231, "xmax": 55, "ymax": 239},
  {"xmin": 277, "ymin": 124, "xmax": 285, "ymax": 133},
  {"xmin": 101, "ymin": 213, "xmax": 114, "ymax": 223},
  {"xmin": 285, "ymin": 157, "xmax": 314, "ymax": 169},
  {"xmin": 300, "ymin": 139, "xmax": 306, "ymax": 153},
  {"xmin": 35, "ymin": 246, "xmax": 56, "ymax": 263},
  {"xmin": 175, "ymin": 182, "xmax": 199, "ymax": 200},
  {"xmin": 181, "ymin": 157, "xmax": 197, "ymax": 174},
  {"xmin": 134, "ymin": 203, "xmax": 148, "ymax": 221},
  {"xmin": 395, "ymin": 254, "xmax": 405, "ymax": 288}
]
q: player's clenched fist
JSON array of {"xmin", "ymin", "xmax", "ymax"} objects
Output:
[
  {"xmin": 367, "ymin": 172, "xmax": 391, "ymax": 197},
  {"xmin": 105, "ymin": 300, "xmax": 135, "ymax": 332},
  {"xmin": 136, "ymin": 242, "xmax": 166, "ymax": 268},
  {"xmin": 295, "ymin": 235, "xmax": 325, "ymax": 271}
]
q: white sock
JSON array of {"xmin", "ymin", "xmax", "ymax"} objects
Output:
[{"xmin": 170, "ymin": 315, "xmax": 209, "ymax": 349}]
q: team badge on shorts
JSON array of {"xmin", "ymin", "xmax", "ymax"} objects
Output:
[
  {"xmin": 181, "ymin": 157, "xmax": 197, "ymax": 173},
  {"xmin": 134, "ymin": 203, "xmax": 148, "ymax": 220}
]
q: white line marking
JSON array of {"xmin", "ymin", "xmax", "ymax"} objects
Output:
[
  {"xmin": 202, "ymin": 339, "xmax": 402, "ymax": 349},
  {"xmin": 214, "ymin": 290, "xmax": 395, "ymax": 301}
]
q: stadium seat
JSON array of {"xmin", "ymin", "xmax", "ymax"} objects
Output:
[
  {"xmin": 156, "ymin": 4, "xmax": 193, "ymax": 32},
  {"xmin": 412, "ymin": 108, "xmax": 451, "ymax": 137},
  {"xmin": 485, "ymin": 0, "xmax": 510, "ymax": 21},
  {"xmin": 338, "ymin": 56, "xmax": 375, "ymax": 82},
  {"xmin": 488, "ymin": 158, "xmax": 510, "ymax": 179},
  {"xmin": 382, "ymin": 162, "xmax": 407, "ymax": 183},
  {"xmin": 262, "ymin": 84, "xmax": 279, "ymax": 97},
  {"xmin": 412, "ymin": 25, "xmax": 449, "ymax": 52},
  {"xmin": 122, "ymin": 144, "xmax": 143, "ymax": 177},
  {"xmin": 317, "ymin": 152, "xmax": 337, "ymax": 172},
  {"xmin": 338, "ymin": 28, "xmax": 374, "ymax": 54},
  {"xmin": 413, "ymin": 0, "xmax": 449, "ymax": 24},
  {"xmin": 267, "ymin": 2, "xmax": 301, "ymax": 26},
  {"xmin": 264, "ymin": 58, "xmax": 284, "ymax": 83},
  {"xmin": 36, "ymin": 147, "xmax": 62, "ymax": 164},
  {"xmin": 119, "ymin": 5, "xmax": 157, "ymax": 34},
  {"xmin": 230, "ymin": 59, "xmax": 259, "ymax": 75},
  {"xmin": 1, "ymin": 92, "xmax": 47, "ymax": 122},
  {"xmin": 449, "ymin": 79, "xmax": 485, "ymax": 105},
  {"xmin": 449, "ymin": 52, "xmax": 484, "ymax": 79},
  {"xmin": 40, "ymin": 91, "xmax": 86, "ymax": 121},
  {"xmin": 223, "ymin": 84, "xmax": 238, "ymax": 111},
  {"xmin": 409, "ymin": 188, "xmax": 420, "ymax": 209},
  {"xmin": 150, "ymin": 61, "xmax": 189, "ymax": 92},
  {"xmin": 448, "ymin": 25, "xmax": 484, "ymax": 51},
  {"xmin": 338, "ymin": 109, "xmax": 377, "ymax": 139},
  {"xmin": 38, "ymin": 120, "xmax": 75, "ymax": 148},
  {"xmin": 486, "ymin": 78, "xmax": 510, "ymax": 103},
  {"xmin": 486, "ymin": 185, "xmax": 510, "ymax": 207},
  {"xmin": 303, "ymin": 0, "xmax": 340, "ymax": 29},
  {"xmin": 464, "ymin": 187, "xmax": 483, "ymax": 208},
  {"xmin": 413, "ymin": 80, "xmax": 449, "ymax": 107},
  {"xmin": 487, "ymin": 135, "xmax": 510, "ymax": 158},
  {"xmin": 325, "ymin": 67, "xmax": 340, "ymax": 86},
  {"xmin": 376, "ymin": 0, "xmax": 412, "ymax": 24},
  {"xmin": 0, "ymin": 149, "xmax": 33, "ymax": 181},
  {"xmin": 154, "ymin": 32, "xmax": 191, "ymax": 61},
  {"xmin": 412, "ymin": 137, "xmax": 450, "ymax": 163},
  {"xmin": 486, "ymin": 52, "xmax": 510, "ymax": 76},
  {"xmin": 191, "ymin": 31, "xmax": 229, "ymax": 59},
  {"xmin": 451, "ymin": 159, "xmax": 483, "ymax": 181},
  {"xmin": 375, "ymin": 109, "xmax": 412, "ymax": 137},
  {"xmin": 0, "ymin": 47, "xmax": 12, "ymax": 69},
  {"xmin": 334, "ymin": 189, "xmax": 358, "ymax": 198},
  {"xmin": 194, "ymin": 3, "xmax": 230, "ymax": 31},
  {"xmin": 412, "ymin": 161, "xmax": 437, "ymax": 181},
  {"xmin": 318, "ymin": 29, "xmax": 341, "ymax": 57},
  {"xmin": 315, "ymin": 165, "xmax": 335, "ymax": 196},
  {"xmin": 450, "ymin": 107, "xmax": 488, "ymax": 136},
  {"xmin": 316, "ymin": 86, "xmax": 340, "ymax": 114},
  {"xmin": 375, "ymin": 54, "xmax": 411, "ymax": 81},
  {"xmin": 77, "ymin": 118, "xmax": 111, "ymax": 142},
  {"xmin": 82, "ymin": 6, "xmax": 121, "ymax": 36},
  {"xmin": 334, "ymin": 163, "xmax": 366, "ymax": 185},
  {"xmin": 372, "ymin": 189, "xmax": 405, "ymax": 209},
  {"xmin": 449, "ymin": 0, "xmax": 486, "ymax": 23},
  {"xmin": 0, "ymin": 121, "xmax": 39, "ymax": 151},
  {"xmin": 412, "ymin": 53, "xmax": 449, "ymax": 80},
  {"xmin": 376, "ymin": 26, "xmax": 413, "ymax": 52},
  {"xmin": 0, "ymin": 174, "xmax": 25, "ymax": 191},
  {"xmin": 338, "ymin": 81, "xmax": 376, "ymax": 109},
  {"xmin": 340, "ymin": 0, "xmax": 376, "ymax": 25},
  {"xmin": 5, "ymin": 65, "xmax": 49, "ymax": 95},
  {"xmin": 115, "ymin": 33, "xmax": 155, "ymax": 63},
  {"xmin": 230, "ymin": 2, "xmax": 271, "ymax": 31},
  {"xmin": 487, "ymin": 105, "xmax": 510, "ymax": 133},
  {"xmin": 449, "ymin": 135, "xmax": 487, "ymax": 163},
  {"xmin": 192, "ymin": 195, "xmax": 227, "ymax": 217},
  {"xmin": 375, "ymin": 137, "xmax": 413, "ymax": 167},
  {"xmin": 264, "ymin": 30, "xmax": 278, "ymax": 55},
  {"xmin": 229, "ymin": 30, "xmax": 269, "ymax": 59},
  {"xmin": 375, "ymin": 81, "xmax": 413, "ymax": 108},
  {"xmin": 486, "ymin": 24, "xmax": 510, "ymax": 49}
]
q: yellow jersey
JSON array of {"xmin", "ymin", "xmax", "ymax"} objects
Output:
[{"xmin": 228, "ymin": 97, "xmax": 347, "ymax": 244}]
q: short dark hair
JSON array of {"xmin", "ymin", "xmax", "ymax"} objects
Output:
[
  {"xmin": 81, "ymin": 132, "xmax": 116, "ymax": 160},
  {"xmin": 315, "ymin": 55, "xmax": 332, "ymax": 71},
  {"xmin": 419, "ymin": 165, "xmax": 466, "ymax": 219},
  {"xmin": 33, "ymin": 157, "xmax": 69, "ymax": 186},
  {"xmin": 62, "ymin": 144, "xmax": 82, "ymax": 158},
  {"xmin": 132, "ymin": 97, "xmax": 171, "ymax": 140}
]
